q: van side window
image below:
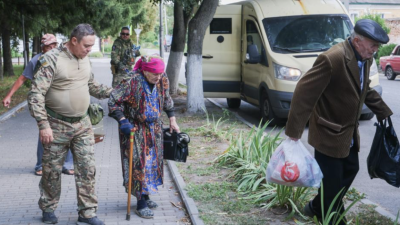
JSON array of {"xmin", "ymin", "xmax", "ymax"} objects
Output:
[
  {"xmin": 246, "ymin": 20, "xmax": 268, "ymax": 66},
  {"xmin": 210, "ymin": 18, "xmax": 232, "ymax": 34}
]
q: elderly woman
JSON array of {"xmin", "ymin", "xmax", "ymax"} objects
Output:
[{"xmin": 108, "ymin": 55, "xmax": 180, "ymax": 219}]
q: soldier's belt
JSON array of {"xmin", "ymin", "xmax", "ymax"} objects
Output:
[{"xmin": 46, "ymin": 107, "xmax": 88, "ymax": 123}]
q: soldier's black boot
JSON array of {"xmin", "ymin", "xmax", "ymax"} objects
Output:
[
  {"xmin": 42, "ymin": 212, "xmax": 58, "ymax": 224},
  {"xmin": 77, "ymin": 216, "xmax": 104, "ymax": 225}
]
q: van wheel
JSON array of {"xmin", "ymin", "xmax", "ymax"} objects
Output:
[
  {"xmin": 227, "ymin": 98, "xmax": 241, "ymax": 108},
  {"xmin": 360, "ymin": 112, "xmax": 374, "ymax": 120},
  {"xmin": 260, "ymin": 91, "xmax": 277, "ymax": 125},
  {"xmin": 385, "ymin": 66, "xmax": 396, "ymax": 80}
]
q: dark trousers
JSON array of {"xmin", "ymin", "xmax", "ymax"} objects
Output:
[{"xmin": 311, "ymin": 146, "xmax": 359, "ymax": 223}]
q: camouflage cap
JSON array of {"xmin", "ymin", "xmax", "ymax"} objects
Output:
[{"xmin": 41, "ymin": 34, "xmax": 58, "ymax": 46}]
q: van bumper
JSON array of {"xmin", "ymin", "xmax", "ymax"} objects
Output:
[
  {"xmin": 266, "ymin": 89, "xmax": 293, "ymax": 119},
  {"xmin": 361, "ymin": 85, "xmax": 382, "ymax": 114}
]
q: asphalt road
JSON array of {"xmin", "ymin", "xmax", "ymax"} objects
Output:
[{"xmin": 210, "ymin": 74, "xmax": 400, "ymax": 216}]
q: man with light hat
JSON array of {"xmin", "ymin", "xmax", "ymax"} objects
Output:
[
  {"xmin": 285, "ymin": 19, "xmax": 393, "ymax": 224},
  {"xmin": 2, "ymin": 33, "xmax": 75, "ymax": 177}
]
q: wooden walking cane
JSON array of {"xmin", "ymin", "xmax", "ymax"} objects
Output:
[{"xmin": 126, "ymin": 127, "xmax": 137, "ymax": 221}]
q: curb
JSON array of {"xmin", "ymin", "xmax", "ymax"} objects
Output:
[
  {"xmin": 206, "ymin": 98, "xmax": 399, "ymax": 222},
  {"xmin": 0, "ymin": 100, "xmax": 27, "ymax": 122},
  {"xmin": 167, "ymin": 160, "xmax": 205, "ymax": 225},
  {"xmin": 360, "ymin": 199, "xmax": 398, "ymax": 221}
]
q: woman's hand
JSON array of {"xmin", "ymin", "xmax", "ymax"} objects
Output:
[{"xmin": 169, "ymin": 116, "xmax": 180, "ymax": 133}]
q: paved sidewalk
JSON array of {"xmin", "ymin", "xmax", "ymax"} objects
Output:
[{"xmin": 0, "ymin": 59, "xmax": 188, "ymax": 225}]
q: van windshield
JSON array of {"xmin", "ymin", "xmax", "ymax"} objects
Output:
[{"xmin": 263, "ymin": 15, "xmax": 353, "ymax": 54}]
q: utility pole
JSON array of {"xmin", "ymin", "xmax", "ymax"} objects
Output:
[
  {"xmin": 134, "ymin": 26, "xmax": 142, "ymax": 46},
  {"xmin": 159, "ymin": 0, "xmax": 164, "ymax": 58},
  {"xmin": 164, "ymin": 5, "xmax": 168, "ymax": 36}
]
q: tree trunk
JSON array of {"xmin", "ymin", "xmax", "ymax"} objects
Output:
[
  {"xmin": 186, "ymin": 0, "xmax": 218, "ymax": 113},
  {"xmin": 166, "ymin": 2, "xmax": 190, "ymax": 95},
  {"xmin": 99, "ymin": 38, "xmax": 102, "ymax": 54},
  {"xmin": 0, "ymin": 40, "xmax": 3, "ymax": 81},
  {"xmin": 32, "ymin": 36, "xmax": 40, "ymax": 58},
  {"xmin": 1, "ymin": 19, "xmax": 14, "ymax": 77},
  {"xmin": 24, "ymin": 31, "xmax": 30, "ymax": 63}
]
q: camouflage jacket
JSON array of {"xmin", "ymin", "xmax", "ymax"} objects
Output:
[
  {"xmin": 110, "ymin": 37, "xmax": 134, "ymax": 73},
  {"xmin": 28, "ymin": 43, "xmax": 113, "ymax": 130}
]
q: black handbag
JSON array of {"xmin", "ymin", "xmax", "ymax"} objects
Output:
[
  {"xmin": 163, "ymin": 128, "xmax": 190, "ymax": 162},
  {"xmin": 367, "ymin": 117, "xmax": 400, "ymax": 188}
]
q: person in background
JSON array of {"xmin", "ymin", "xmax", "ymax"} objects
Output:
[
  {"xmin": 108, "ymin": 55, "xmax": 180, "ymax": 219},
  {"xmin": 28, "ymin": 24, "xmax": 112, "ymax": 225},
  {"xmin": 285, "ymin": 19, "xmax": 392, "ymax": 225},
  {"xmin": 2, "ymin": 34, "xmax": 74, "ymax": 177},
  {"xmin": 110, "ymin": 26, "xmax": 139, "ymax": 88}
]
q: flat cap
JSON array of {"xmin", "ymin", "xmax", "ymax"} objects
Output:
[{"xmin": 354, "ymin": 19, "xmax": 389, "ymax": 44}]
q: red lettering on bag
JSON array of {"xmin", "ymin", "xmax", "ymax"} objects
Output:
[{"xmin": 281, "ymin": 161, "xmax": 300, "ymax": 182}]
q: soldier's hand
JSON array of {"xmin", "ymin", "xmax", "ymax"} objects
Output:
[
  {"xmin": 40, "ymin": 128, "xmax": 54, "ymax": 145},
  {"xmin": 2, "ymin": 96, "xmax": 11, "ymax": 108}
]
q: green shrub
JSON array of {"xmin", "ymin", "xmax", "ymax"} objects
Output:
[
  {"xmin": 89, "ymin": 52, "xmax": 104, "ymax": 58},
  {"xmin": 103, "ymin": 44, "xmax": 113, "ymax": 53},
  {"xmin": 377, "ymin": 43, "xmax": 397, "ymax": 60},
  {"xmin": 140, "ymin": 42, "xmax": 158, "ymax": 49},
  {"xmin": 355, "ymin": 14, "xmax": 390, "ymax": 34},
  {"xmin": 11, "ymin": 50, "xmax": 23, "ymax": 58}
]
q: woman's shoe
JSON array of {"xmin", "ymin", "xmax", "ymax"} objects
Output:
[
  {"xmin": 146, "ymin": 200, "xmax": 158, "ymax": 209},
  {"xmin": 135, "ymin": 207, "xmax": 154, "ymax": 219}
]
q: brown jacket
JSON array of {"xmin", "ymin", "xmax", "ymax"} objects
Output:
[{"xmin": 285, "ymin": 39, "xmax": 392, "ymax": 158}]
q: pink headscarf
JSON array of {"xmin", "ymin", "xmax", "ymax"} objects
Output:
[{"xmin": 133, "ymin": 56, "xmax": 165, "ymax": 74}]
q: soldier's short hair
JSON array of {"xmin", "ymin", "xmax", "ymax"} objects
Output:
[
  {"xmin": 121, "ymin": 26, "xmax": 130, "ymax": 32},
  {"xmin": 70, "ymin": 24, "xmax": 96, "ymax": 42}
]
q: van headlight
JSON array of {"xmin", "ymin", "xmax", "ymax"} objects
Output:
[
  {"xmin": 274, "ymin": 63, "xmax": 302, "ymax": 81},
  {"xmin": 369, "ymin": 58, "xmax": 378, "ymax": 77}
]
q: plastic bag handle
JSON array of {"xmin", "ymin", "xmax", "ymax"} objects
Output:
[{"xmin": 388, "ymin": 116, "xmax": 393, "ymax": 128}]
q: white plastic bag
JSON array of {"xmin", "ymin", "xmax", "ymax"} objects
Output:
[{"xmin": 266, "ymin": 138, "xmax": 323, "ymax": 187}]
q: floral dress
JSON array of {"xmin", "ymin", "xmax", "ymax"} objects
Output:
[{"xmin": 108, "ymin": 71, "xmax": 174, "ymax": 198}]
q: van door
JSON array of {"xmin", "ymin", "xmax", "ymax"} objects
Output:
[
  {"xmin": 202, "ymin": 5, "xmax": 242, "ymax": 99},
  {"xmin": 242, "ymin": 17, "xmax": 269, "ymax": 106}
]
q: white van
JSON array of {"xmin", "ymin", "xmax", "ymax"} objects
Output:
[{"xmin": 202, "ymin": 0, "xmax": 381, "ymax": 123}]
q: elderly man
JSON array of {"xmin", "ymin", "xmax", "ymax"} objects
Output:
[
  {"xmin": 2, "ymin": 34, "xmax": 75, "ymax": 177},
  {"xmin": 28, "ymin": 24, "xmax": 112, "ymax": 225},
  {"xmin": 285, "ymin": 19, "xmax": 392, "ymax": 224},
  {"xmin": 110, "ymin": 26, "xmax": 137, "ymax": 88}
]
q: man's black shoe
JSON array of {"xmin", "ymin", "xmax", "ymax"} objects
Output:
[
  {"xmin": 42, "ymin": 212, "xmax": 58, "ymax": 224},
  {"xmin": 77, "ymin": 216, "xmax": 104, "ymax": 225},
  {"xmin": 303, "ymin": 201, "xmax": 321, "ymax": 220}
]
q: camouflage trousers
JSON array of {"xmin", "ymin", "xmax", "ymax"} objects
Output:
[
  {"xmin": 112, "ymin": 72, "xmax": 131, "ymax": 88},
  {"xmin": 39, "ymin": 114, "xmax": 97, "ymax": 218}
]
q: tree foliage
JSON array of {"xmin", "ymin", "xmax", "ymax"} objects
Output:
[
  {"xmin": 130, "ymin": 1, "xmax": 158, "ymax": 44},
  {"xmin": 0, "ymin": 0, "xmax": 149, "ymax": 77},
  {"xmin": 355, "ymin": 14, "xmax": 390, "ymax": 34}
]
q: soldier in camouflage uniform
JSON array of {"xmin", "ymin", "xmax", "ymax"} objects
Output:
[
  {"xmin": 28, "ymin": 24, "xmax": 112, "ymax": 225},
  {"xmin": 110, "ymin": 27, "xmax": 137, "ymax": 88}
]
